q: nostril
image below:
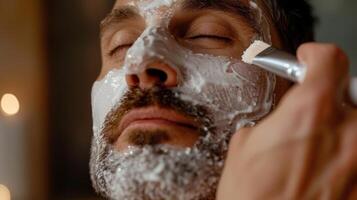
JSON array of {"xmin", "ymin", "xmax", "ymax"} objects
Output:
[
  {"xmin": 126, "ymin": 74, "xmax": 140, "ymax": 87},
  {"xmin": 146, "ymin": 68, "xmax": 168, "ymax": 83},
  {"xmin": 129, "ymin": 61, "xmax": 178, "ymax": 89}
]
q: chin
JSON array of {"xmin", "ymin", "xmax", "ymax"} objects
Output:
[{"xmin": 90, "ymin": 125, "xmax": 233, "ymax": 200}]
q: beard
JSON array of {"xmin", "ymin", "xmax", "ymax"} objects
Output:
[{"xmin": 90, "ymin": 87, "xmax": 234, "ymax": 200}]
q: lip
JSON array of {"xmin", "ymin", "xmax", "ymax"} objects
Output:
[{"xmin": 117, "ymin": 106, "xmax": 198, "ymax": 137}]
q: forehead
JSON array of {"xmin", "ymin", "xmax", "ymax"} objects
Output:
[
  {"xmin": 114, "ymin": 0, "xmax": 176, "ymax": 10},
  {"xmin": 113, "ymin": 0, "xmax": 251, "ymax": 11},
  {"xmin": 101, "ymin": 0, "xmax": 263, "ymax": 44},
  {"xmin": 108, "ymin": 0, "xmax": 257, "ymax": 29}
]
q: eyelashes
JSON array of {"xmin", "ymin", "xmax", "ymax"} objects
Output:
[
  {"xmin": 108, "ymin": 44, "xmax": 132, "ymax": 57},
  {"xmin": 186, "ymin": 34, "xmax": 232, "ymax": 42}
]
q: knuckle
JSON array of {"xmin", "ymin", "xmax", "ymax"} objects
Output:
[
  {"xmin": 324, "ymin": 44, "xmax": 349, "ymax": 67},
  {"xmin": 324, "ymin": 44, "xmax": 342, "ymax": 56}
]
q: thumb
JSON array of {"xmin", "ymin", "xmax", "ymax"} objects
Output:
[
  {"xmin": 228, "ymin": 127, "xmax": 252, "ymax": 153},
  {"xmin": 297, "ymin": 43, "xmax": 349, "ymax": 86},
  {"xmin": 296, "ymin": 43, "xmax": 349, "ymax": 108}
]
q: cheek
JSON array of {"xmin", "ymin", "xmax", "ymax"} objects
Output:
[
  {"xmin": 91, "ymin": 69, "xmax": 128, "ymax": 135},
  {"xmin": 175, "ymin": 52, "xmax": 275, "ymax": 129},
  {"xmin": 216, "ymin": 64, "xmax": 270, "ymax": 107},
  {"xmin": 230, "ymin": 61, "xmax": 270, "ymax": 88},
  {"xmin": 274, "ymin": 77, "xmax": 292, "ymax": 104},
  {"xmin": 97, "ymin": 66, "xmax": 111, "ymax": 81}
]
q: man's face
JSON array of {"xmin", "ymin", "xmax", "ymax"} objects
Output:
[{"xmin": 90, "ymin": 0, "xmax": 285, "ymax": 199}]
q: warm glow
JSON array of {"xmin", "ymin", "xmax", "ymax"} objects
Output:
[
  {"xmin": 0, "ymin": 185, "xmax": 10, "ymax": 200},
  {"xmin": 1, "ymin": 93, "xmax": 20, "ymax": 116}
]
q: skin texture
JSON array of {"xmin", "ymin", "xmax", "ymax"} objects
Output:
[{"xmin": 98, "ymin": 0, "xmax": 357, "ymax": 199}]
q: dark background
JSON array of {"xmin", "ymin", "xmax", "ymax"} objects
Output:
[
  {"xmin": 47, "ymin": 0, "xmax": 357, "ymax": 199},
  {"xmin": 0, "ymin": 0, "xmax": 356, "ymax": 199},
  {"xmin": 47, "ymin": 1, "xmax": 114, "ymax": 199}
]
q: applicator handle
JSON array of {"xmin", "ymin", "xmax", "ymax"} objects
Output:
[
  {"xmin": 253, "ymin": 47, "xmax": 357, "ymax": 106},
  {"xmin": 253, "ymin": 47, "xmax": 306, "ymax": 83}
]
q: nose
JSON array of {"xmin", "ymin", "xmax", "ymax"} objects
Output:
[{"xmin": 125, "ymin": 61, "xmax": 178, "ymax": 89}]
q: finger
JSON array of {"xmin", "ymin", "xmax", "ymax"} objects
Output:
[
  {"xmin": 297, "ymin": 43, "xmax": 349, "ymax": 88},
  {"xmin": 297, "ymin": 43, "xmax": 349, "ymax": 107},
  {"xmin": 220, "ymin": 127, "xmax": 252, "ymax": 192},
  {"xmin": 229, "ymin": 127, "xmax": 252, "ymax": 153},
  {"xmin": 320, "ymin": 115, "xmax": 357, "ymax": 199}
]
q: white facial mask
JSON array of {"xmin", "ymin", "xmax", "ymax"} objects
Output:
[{"xmin": 91, "ymin": 0, "xmax": 275, "ymax": 199}]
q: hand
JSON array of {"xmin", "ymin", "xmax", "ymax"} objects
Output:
[{"xmin": 217, "ymin": 43, "xmax": 357, "ymax": 200}]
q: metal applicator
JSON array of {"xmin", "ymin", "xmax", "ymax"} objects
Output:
[{"xmin": 242, "ymin": 40, "xmax": 357, "ymax": 105}]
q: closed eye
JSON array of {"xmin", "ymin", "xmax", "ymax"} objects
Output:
[
  {"xmin": 187, "ymin": 34, "xmax": 232, "ymax": 42},
  {"xmin": 109, "ymin": 44, "xmax": 132, "ymax": 57}
]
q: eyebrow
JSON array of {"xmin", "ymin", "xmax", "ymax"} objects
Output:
[
  {"xmin": 100, "ymin": 6, "xmax": 140, "ymax": 37},
  {"xmin": 181, "ymin": 0, "xmax": 259, "ymax": 31},
  {"xmin": 100, "ymin": 0, "xmax": 258, "ymax": 37}
]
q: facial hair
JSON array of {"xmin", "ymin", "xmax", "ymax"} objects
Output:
[{"xmin": 90, "ymin": 87, "xmax": 233, "ymax": 200}]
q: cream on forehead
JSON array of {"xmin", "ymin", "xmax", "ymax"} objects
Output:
[
  {"xmin": 128, "ymin": 0, "xmax": 178, "ymax": 24},
  {"xmin": 135, "ymin": 0, "xmax": 177, "ymax": 12}
]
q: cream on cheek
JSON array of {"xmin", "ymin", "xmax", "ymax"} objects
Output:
[{"xmin": 91, "ymin": 0, "xmax": 275, "ymax": 137}]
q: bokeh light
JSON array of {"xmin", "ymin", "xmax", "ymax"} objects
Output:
[{"xmin": 1, "ymin": 93, "xmax": 20, "ymax": 116}]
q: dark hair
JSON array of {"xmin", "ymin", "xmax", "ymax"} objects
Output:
[{"xmin": 262, "ymin": 0, "xmax": 316, "ymax": 53}]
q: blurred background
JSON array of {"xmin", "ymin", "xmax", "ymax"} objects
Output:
[{"xmin": 0, "ymin": 0, "xmax": 356, "ymax": 199}]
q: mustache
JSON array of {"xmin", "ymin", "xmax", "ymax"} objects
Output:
[{"xmin": 101, "ymin": 87, "xmax": 211, "ymax": 144}]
